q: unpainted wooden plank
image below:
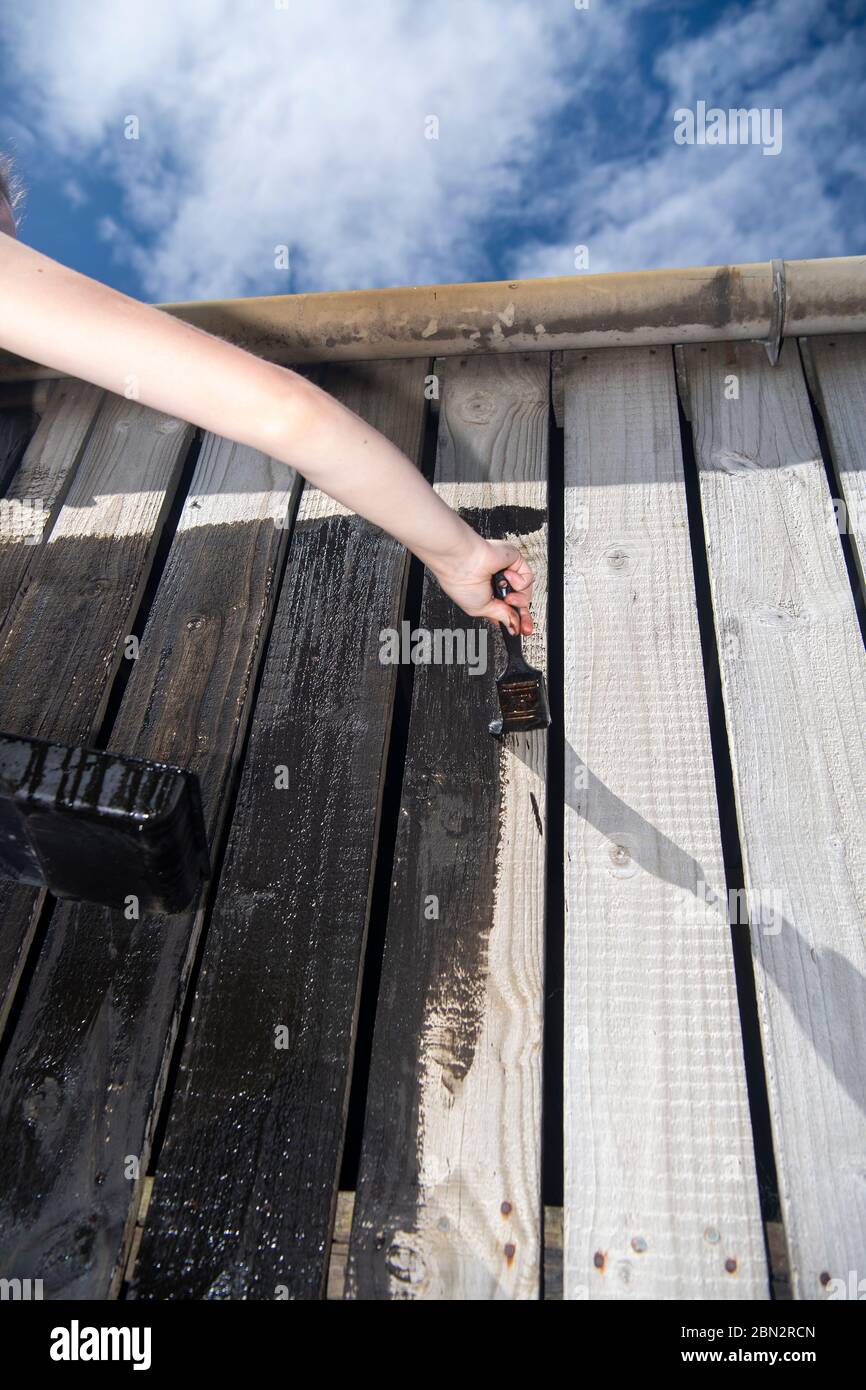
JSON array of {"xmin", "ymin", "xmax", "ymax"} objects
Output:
[
  {"xmin": 331, "ymin": 1195, "xmax": 564, "ymax": 1300},
  {"xmin": 677, "ymin": 339, "xmax": 866, "ymax": 1299},
  {"xmin": 0, "ymin": 379, "xmax": 104, "ymax": 623},
  {"xmin": 0, "ymin": 427, "xmax": 303, "ymax": 1297},
  {"xmin": 346, "ymin": 352, "xmax": 549, "ymax": 1300},
  {"xmin": 0, "ymin": 392, "xmax": 193, "ymax": 1035},
  {"xmin": 801, "ymin": 334, "xmax": 866, "ymax": 598},
  {"xmin": 326, "ymin": 1192, "xmax": 356, "ymax": 1300},
  {"xmin": 130, "ymin": 358, "xmax": 429, "ymax": 1301},
  {"xmin": 561, "ymin": 346, "xmax": 767, "ymax": 1300}
]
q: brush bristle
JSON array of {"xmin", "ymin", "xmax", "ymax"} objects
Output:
[{"xmin": 497, "ymin": 675, "xmax": 551, "ymax": 730}]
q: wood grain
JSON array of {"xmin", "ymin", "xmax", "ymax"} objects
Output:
[
  {"xmin": 346, "ymin": 353, "xmax": 549, "ymax": 1300},
  {"xmin": 130, "ymin": 359, "xmax": 429, "ymax": 1300},
  {"xmin": 0, "ymin": 380, "xmax": 103, "ymax": 623},
  {"xmin": 561, "ymin": 346, "xmax": 767, "ymax": 1300},
  {"xmin": 678, "ymin": 339, "xmax": 866, "ymax": 1299},
  {"xmin": 801, "ymin": 334, "xmax": 866, "ymax": 598},
  {"xmin": 0, "ymin": 423, "xmax": 302, "ymax": 1297}
]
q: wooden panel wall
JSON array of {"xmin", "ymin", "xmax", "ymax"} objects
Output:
[{"xmin": 0, "ymin": 334, "xmax": 862, "ymax": 1303}]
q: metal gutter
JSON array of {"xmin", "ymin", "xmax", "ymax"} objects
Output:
[{"xmin": 1, "ymin": 255, "xmax": 864, "ymax": 381}]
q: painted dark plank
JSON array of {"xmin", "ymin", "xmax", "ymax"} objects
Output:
[
  {"xmin": 0, "ymin": 378, "xmax": 58, "ymax": 492},
  {"xmin": 0, "ymin": 426, "xmax": 304, "ymax": 1298},
  {"xmin": 346, "ymin": 353, "xmax": 549, "ymax": 1300},
  {"xmin": 0, "ymin": 393, "xmax": 193, "ymax": 738},
  {"xmin": 0, "ymin": 393, "xmax": 192, "ymax": 1034},
  {"xmin": 0, "ymin": 380, "xmax": 104, "ymax": 624},
  {"xmin": 130, "ymin": 358, "xmax": 429, "ymax": 1301}
]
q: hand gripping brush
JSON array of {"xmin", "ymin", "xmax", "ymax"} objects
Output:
[{"xmin": 488, "ymin": 569, "xmax": 551, "ymax": 737}]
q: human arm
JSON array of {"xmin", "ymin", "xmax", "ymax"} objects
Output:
[{"xmin": 0, "ymin": 233, "xmax": 533, "ymax": 634}]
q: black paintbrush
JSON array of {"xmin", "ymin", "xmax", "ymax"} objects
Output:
[
  {"xmin": 488, "ymin": 569, "xmax": 551, "ymax": 736},
  {"xmin": 0, "ymin": 732, "xmax": 210, "ymax": 913}
]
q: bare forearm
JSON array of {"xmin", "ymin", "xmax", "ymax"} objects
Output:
[
  {"xmin": 271, "ymin": 386, "xmax": 479, "ymax": 572},
  {"xmin": 0, "ymin": 233, "xmax": 534, "ymax": 630},
  {"xmin": 0, "ymin": 234, "xmax": 479, "ymax": 569}
]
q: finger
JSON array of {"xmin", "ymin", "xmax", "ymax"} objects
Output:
[
  {"xmin": 504, "ymin": 576, "xmax": 534, "ymax": 609},
  {"xmin": 502, "ymin": 565, "xmax": 534, "ymax": 593},
  {"xmin": 482, "ymin": 598, "xmax": 522, "ymax": 635}
]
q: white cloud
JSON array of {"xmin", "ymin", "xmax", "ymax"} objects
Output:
[
  {"xmin": 62, "ymin": 177, "xmax": 88, "ymax": 207},
  {"xmin": 96, "ymin": 214, "xmax": 122, "ymax": 243},
  {"xmin": 0, "ymin": 0, "xmax": 634, "ymax": 298},
  {"xmin": 513, "ymin": 0, "xmax": 866, "ymax": 277},
  {"xmin": 1, "ymin": 0, "xmax": 862, "ymax": 297}
]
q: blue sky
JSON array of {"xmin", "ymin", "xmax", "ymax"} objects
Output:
[{"xmin": 1, "ymin": 0, "xmax": 863, "ymax": 303}]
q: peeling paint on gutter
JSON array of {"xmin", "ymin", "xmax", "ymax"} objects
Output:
[{"xmin": 1, "ymin": 256, "xmax": 863, "ymax": 381}]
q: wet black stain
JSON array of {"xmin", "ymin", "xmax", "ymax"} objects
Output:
[
  {"xmin": 129, "ymin": 513, "xmax": 414, "ymax": 1300},
  {"xmin": 0, "ymin": 361, "xmax": 428, "ymax": 1301},
  {"xmin": 458, "ymin": 505, "xmax": 546, "ymax": 540},
  {"xmin": 349, "ymin": 501, "xmax": 546, "ymax": 1298}
]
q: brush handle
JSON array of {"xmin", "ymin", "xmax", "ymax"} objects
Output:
[{"xmin": 492, "ymin": 569, "xmax": 528, "ymax": 664}]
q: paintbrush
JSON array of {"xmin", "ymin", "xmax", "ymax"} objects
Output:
[
  {"xmin": 0, "ymin": 732, "xmax": 210, "ymax": 913},
  {"xmin": 488, "ymin": 569, "xmax": 551, "ymax": 736}
]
